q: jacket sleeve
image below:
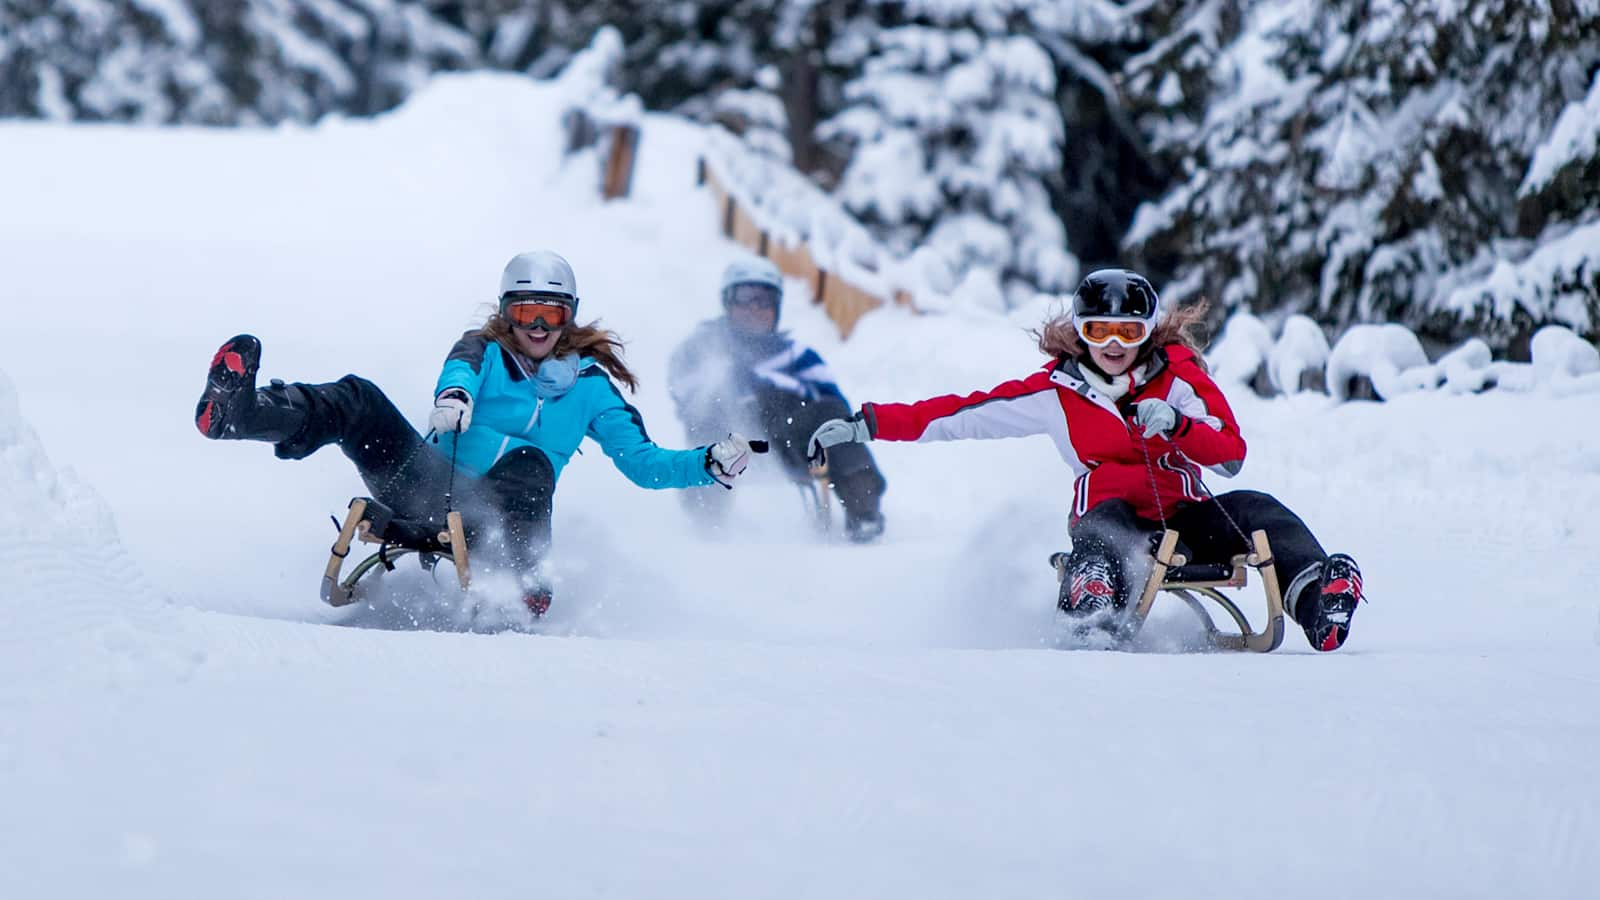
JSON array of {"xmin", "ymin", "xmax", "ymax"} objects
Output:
[
  {"xmin": 864, "ymin": 368, "xmax": 1060, "ymax": 443},
  {"xmin": 752, "ymin": 342, "xmax": 846, "ymax": 404},
  {"xmin": 434, "ymin": 331, "xmax": 493, "ymax": 399},
  {"xmin": 585, "ymin": 372, "xmax": 716, "ymax": 489},
  {"xmin": 1163, "ymin": 357, "xmax": 1247, "ymax": 475}
]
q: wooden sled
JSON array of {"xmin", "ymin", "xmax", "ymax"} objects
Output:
[
  {"xmin": 1052, "ymin": 528, "xmax": 1285, "ymax": 652},
  {"xmin": 321, "ymin": 497, "xmax": 471, "ymax": 607}
]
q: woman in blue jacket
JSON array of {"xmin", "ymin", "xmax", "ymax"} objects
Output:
[{"xmin": 195, "ymin": 250, "xmax": 753, "ymax": 614}]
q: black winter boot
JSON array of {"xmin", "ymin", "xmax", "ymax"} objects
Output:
[
  {"xmin": 195, "ymin": 335, "xmax": 261, "ymax": 439},
  {"xmin": 1299, "ymin": 554, "xmax": 1364, "ymax": 651},
  {"xmin": 832, "ymin": 469, "xmax": 886, "ymax": 544},
  {"xmin": 1058, "ymin": 553, "xmax": 1124, "ymax": 618},
  {"xmin": 195, "ymin": 334, "xmax": 307, "ymax": 444}
]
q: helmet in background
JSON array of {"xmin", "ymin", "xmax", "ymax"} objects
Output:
[{"xmin": 720, "ymin": 257, "xmax": 784, "ymax": 310}]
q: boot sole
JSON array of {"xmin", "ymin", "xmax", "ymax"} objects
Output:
[{"xmin": 195, "ymin": 335, "xmax": 261, "ymax": 439}]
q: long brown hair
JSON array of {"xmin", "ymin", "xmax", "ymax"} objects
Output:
[
  {"xmin": 1035, "ymin": 300, "xmax": 1213, "ymax": 372},
  {"xmin": 481, "ymin": 315, "xmax": 641, "ymax": 392}
]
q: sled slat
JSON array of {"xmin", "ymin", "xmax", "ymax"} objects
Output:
[
  {"xmin": 322, "ymin": 498, "xmax": 368, "ymax": 607},
  {"xmin": 445, "ymin": 511, "xmax": 471, "ymax": 589},
  {"xmin": 1134, "ymin": 530, "xmax": 1181, "ymax": 621},
  {"xmin": 1243, "ymin": 530, "xmax": 1285, "ymax": 652}
]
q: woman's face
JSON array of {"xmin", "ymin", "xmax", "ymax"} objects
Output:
[
  {"xmin": 513, "ymin": 324, "xmax": 562, "ymax": 360},
  {"xmin": 1086, "ymin": 339, "xmax": 1138, "ymax": 376}
]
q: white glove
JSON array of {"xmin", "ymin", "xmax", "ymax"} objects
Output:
[
  {"xmin": 430, "ymin": 388, "xmax": 473, "ymax": 436},
  {"xmin": 807, "ymin": 413, "xmax": 872, "ymax": 464},
  {"xmin": 1134, "ymin": 398, "xmax": 1180, "ymax": 439},
  {"xmin": 706, "ymin": 432, "xmax": 754, "ymax": 489}
]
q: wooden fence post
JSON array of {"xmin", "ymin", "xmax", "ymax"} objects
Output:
[{"xmin": 602, "ymin": 124, "xmax": 639, "ymax": 201}]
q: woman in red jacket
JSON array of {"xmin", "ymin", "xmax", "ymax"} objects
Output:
[{"xmin": 806, "ymin": 269, "xmax": 1364, "ymax": 651}]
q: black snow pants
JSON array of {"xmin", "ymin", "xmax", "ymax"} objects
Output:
[
  {"xmin": 273, "ymin": 376, "xmax": 554, "ymax": 576},
  {"xmin": 1063, "ymin": 491, "xmax": 1328, "ymax": 625},
  {"xmin": 681, "ymin": 385, "xmax": 886, "ymax": 524}
]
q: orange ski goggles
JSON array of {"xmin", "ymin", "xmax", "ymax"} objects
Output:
[
  {"xmin": 1076, "ymin": 317, "xmax": 1151, "ymax": 347},
  {"xmin": 506, "ymin": 299, "xmax": 572, "ymax": 330}
]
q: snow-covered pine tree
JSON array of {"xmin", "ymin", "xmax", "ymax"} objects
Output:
[
  {"xmin": 819, "ymin": 0, "xmax": 1104, "ymax": 310},
  {"xmin": 1120, "ymin": 0, "xmax": 1600, "ymax": 354},
  {"xmin": 0, "ymin": 1, "xmax": 477, "ymax": 124}
]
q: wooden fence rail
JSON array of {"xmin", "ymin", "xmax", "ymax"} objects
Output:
[{"xmin": 697, "ymin": 156, "xmax": 914, "ymax": 339}]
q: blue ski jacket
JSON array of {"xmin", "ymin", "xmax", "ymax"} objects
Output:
[{"xmin": 433, "ymin": 331, "xmax": 715, "ymax": 489}]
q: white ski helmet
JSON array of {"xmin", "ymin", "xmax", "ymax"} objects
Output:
[
  {"xmin": 720, "ymin": 257, "xmax": 783, "ymax": 306},
  {"xmin": 499, "ymin": 250, "xmax": 579, "ymax": 316}
]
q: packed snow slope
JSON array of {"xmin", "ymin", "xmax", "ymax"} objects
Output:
[{"xmin": 2, "ymin": 74, "xmax": 1597, "ymax": 898}]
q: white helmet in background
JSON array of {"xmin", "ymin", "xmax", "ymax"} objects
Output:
[
  {"xmin": 720, "ymin": 257, "xmax": 784, "ymax": 332},
  {"xmin": 499, "ymin": 250, "xmax": 579, "ymax": 315},
  {"xmin": 720, "ymin": 257, "xmax": 783, "ymax": 303}
]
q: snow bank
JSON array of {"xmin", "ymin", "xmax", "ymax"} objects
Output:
[
  {"xmin": 0, "ymin": 365, "xmax": 176, "ymax": 693},
  {"xmin": 0, "ymin": 367, "xmax": 157, "ymax": 617},
  {"xmin": 1325, "ymin": 324, "xmax": 1431, "ymax": 401}
]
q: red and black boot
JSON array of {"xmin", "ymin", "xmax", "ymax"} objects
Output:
[
  {"xmin": 522, "ymin": 587, "xmax": 552, "ymax": 618},
  {"xmin": 1058, "ymin": 555, "xmax": 1123, "ymax": 618},
  {"xmin": 1304, "ymin": 554, "xmax": 1363, "ymax": 651},
  {"xmin": 195, "ymin": 335, "xmax": 263, "ymax": 439},
  {"xmin": 195, "ymin": 335, "xmax": 306, "ymax": 444}
]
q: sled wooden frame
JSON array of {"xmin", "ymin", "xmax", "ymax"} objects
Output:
[
  {"xmin": 802, "ymin": 460, "xmax": 834, "ymax": 536},
  {"xmin": 320, "ymin": 498, "xmax": 471, "ymax": 607},
  {"xmin": 1130, "ymin": 528, "xmax": 1286, "ymax": 652}
]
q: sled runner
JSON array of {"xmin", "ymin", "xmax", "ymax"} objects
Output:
[
  {"xmin": 1051, "ymin": 528, "xmax": 1285, "ymax": 652},
  {"xmin": 797, "ymin": 460, "xmax": 835, "ymax": 536},
  {"xmin": 321, "ymin": 497, "xmax": 471, "ymax": 607}
]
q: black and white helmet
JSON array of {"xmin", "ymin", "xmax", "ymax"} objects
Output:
[
  {"xmin": 499, "ymin": 250, "xmax": 579, "ymax": 316},
  {"xmin": 1071, "ymin": 269, "xmax": 1159, "ymax": 326}
]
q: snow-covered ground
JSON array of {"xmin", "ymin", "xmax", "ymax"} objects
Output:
[{"xmin": 2, "ymin": 74, "xmax": 1598, "ymax": 898}]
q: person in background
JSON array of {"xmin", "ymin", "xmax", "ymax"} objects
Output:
[{"xmin": 668, "ymin": 256, "xmax": 887, "ymax": 543}]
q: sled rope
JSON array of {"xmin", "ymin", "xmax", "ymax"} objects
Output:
[
  {"xmin": 1135, "ymin": 429, "xmax": 1251, "ymax": 548},
  {"xmin": 444, "ymin": 427, "xmax": 460, "ymax": 517},
  {"xmin": 1135, "ymin": 430, "xmax": 1170, "ymax": 532},
  {"xmin": 380, "ymin": 429, "xmax": 436, "ymax": 506}
]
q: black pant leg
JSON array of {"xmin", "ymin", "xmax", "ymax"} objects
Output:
[
  {"xmin": 1169, "ymin": 490, "xmax": 1328, "ymax": 619},
  {"xmin": 1062, "ymin": 499, "xmax": 1151, "ymax": 610},
  {"xmin": 477, "ymin": 446, "xmax": 556, "ymax": 575},
  {"xmin": 273, "ymin": 375, "xmax": 453, "ymax": 522},
  {"xmin": 755, "ymin": 388, "xmax": 886, "ymax": 518}
]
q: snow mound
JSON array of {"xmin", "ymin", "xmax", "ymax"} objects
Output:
[
  {"xmin": 1325, "ymin": 324, "xmax": 1430, "ymax": 401},
  {"xmin": 1267, "ymin": 314, "xmax": 1330, "ymax": 394},
  {"xmin": 1206, "ymin": 311, "xmax": 1274, "ymax": 385},
  {"xmin": 0, "ymin": 367, "xmax": 166, "ymax": 648},
  {"xmin": 1432, "ymin": 338, "xmax": 1496, "ymax": 394},
  {"xmin": 1488, "ymin": 325, "xmax": 1600, "ymax": 394}
]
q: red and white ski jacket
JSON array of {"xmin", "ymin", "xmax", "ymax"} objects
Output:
[{"xmin": 861, "ymin": 345, "xmax": 1246, "ymax": 523}]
